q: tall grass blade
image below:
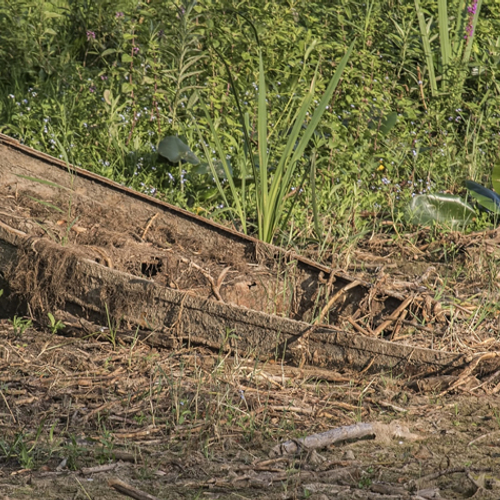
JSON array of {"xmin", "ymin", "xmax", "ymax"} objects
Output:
[
  {"xmin": 414, "ymin": 0, "xmax": 438, "ymax": 96},
  {"xmin": 15, "ymin": 174, "xmax": 68, "ymax": 190},
  {"xmin": 212, "ymin": 47, "xmax": 260, "ymax": 221},
  {"xmin": 462, "ymin": 0, "xmax": 482, "ymax": 63},
  {"xmin": 437, "ymin": 0, "xmax": 451, "ymax": 88},
  {"xmin": 452, "ymin": 0, "xmax": 466, "ymax": 59},
  {"xmin": 271, "ymin": 42, "xmax": 354, "ymax": 238},
  {"xmin": 257, "ymin": 51, "xmax": 269, "ymax": 231},
  {"xmin": 310, "ymin": 150, "xmax": 322, "ymax": 239},
  {"xmin": 196, "ymin": 41, "xmax": 352, "ymax": 243},
  {"xmin": 195, "ymin": 100, "xmax": 247, "ymax": 233}
]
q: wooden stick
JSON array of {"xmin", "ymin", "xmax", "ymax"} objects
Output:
[
  {"xmin": 317, "ymin": 280, "xmax": 361, "ymax": 325},
  {"xmin": 373, "ymin": 294, "xmax": 414, "ymax": 337},
  {"xmin": 109, "ymin": 478, "xmax": 161, "ymax": 500},
  {"xmin": 270, "ymin": 422, "xmax": 375, "ymax": 457},
  {"xmin": 346, "ymin": 316, "xmax": 373, "ymax": 337},
  {"xmin": 141, "ymin": 213, "xmax": 159, "ymax": 240}
]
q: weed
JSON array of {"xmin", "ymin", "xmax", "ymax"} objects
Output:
[
  {"xmin": 104, "ymin": 303, "xmax": 118, "ymax": 349},
  {"xmin": 358, "ymin": 466, "xmax": 374, "ymax": 488},
  {"xmin": 452, "ymin": 403, "xmax": 461, "ymax": 426},
  {"xmin": 0, "ymin": 420, "xmax": 45, "ymax": 469},
  {"xmin": 62, "ymin": 435, "xmax": 88, "ymax": 471},
  {"xmin": 493, "ymin": 408, "xmax": 500, "ymax": 428},
  {"xmin": 1, "ymin": 1, "xmax": 498, "ymax": 245},
  {"xmin": 96, "ymin": 423, "xmax": 115, "ymax": 464},
  {"xmin": 47, "ymin": 312, "xmax": 65, "ymax": 335},
  {"xmin": 9, "ymin": 315, "xmax": 32, "ymax": 336}
]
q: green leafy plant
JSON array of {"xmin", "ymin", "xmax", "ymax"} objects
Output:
[
  {"xmin": 195, "ymin": 41, "xmax": 354, "ymax": 242},
  {"xmin": 104, "ymin": 303, "xmax": 118, "ymax": 349},
  {"xmin": 0, "ymin": 420, "xmax": 45, "ymax": 469},
  {"xmin": 414, "ymin": 0, "xmax": 481, "ymax": 96},
  {"xmin": 9, "ymin": 315, "xmax": 32, "ymax": 337},
  {"xmin": 1, "ymin": 0, "xmax": 500, "ymax": 248},
  {"xmin": 47, "ymin": 312, "xmax": 65, "ymax": 335},
  {"xmin": 96, "ymin": 424, "xmax": 115, "ymax": 464}
]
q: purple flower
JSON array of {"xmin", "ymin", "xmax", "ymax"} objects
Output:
[
  {"xmin": 133, "ymin": 46, "xmax": 140, "ymax": 55},
  {"xmin": 86, "ymin": 30, "xmax": 96, "ymax": 41},
  {"xmin": 115, "ymin": 12, "xmax": 124, "ymax": 18},
  {"xmin": 100, "ymin": 75, "xmax": 108, "ymax": 81},
  {"xmin": 464, "ymin": 0, "xmax": 479, "ymax": 41},
  {"xmin": 89, "ymin": 86, "xmax": 96, "ymax": 93}
]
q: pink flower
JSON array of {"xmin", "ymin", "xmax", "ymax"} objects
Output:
[{"xmin": 86, "ymin": 30, "xmax": 96, "ymax": 41}]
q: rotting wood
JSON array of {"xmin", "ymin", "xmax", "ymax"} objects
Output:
[
  {"xmin": 438, "ymin": 351, "xmax": 500, "ymax": 396},
  {"xmin": 316, "ymin": 280, "xmax": 362, "ymax": 325},
  {"xmin": 2, "ymin": 134, "xmax": 500, "ymax": 377},
  {"xmin": 0, "ymin": 132, "xmax": 425, "ymax": 323},
  {"xmin": 0, "ymin": 224, "xmax": 479, "ymax": 377}
]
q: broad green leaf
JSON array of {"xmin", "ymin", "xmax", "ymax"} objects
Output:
[
  {"xmin": 101, "ymin": 48, "xmax": 116, "ymax": 57},
  {"xmin": 492, "ymin": 163, "xmax": 500, "ymax": 195},
  {"xmin": 103, "ymin": 89, "xmax": 112, "ymax": 105},
  {"xmin": 121, "ymin": 82, "xmax": 133, "ymax": 93},
  {"xmin": 406, "ymin": 193, "xmax": 475, "ymax": 227},
  {"xmin": 122, "ymin": 53, "xmax": 133, "ymax": 63},
  {"xmin": 466, "ymin": 180, "xmax": 500, "ymax": 214},
  {"xmin": 379, "ymin": 112, "xmax": 398, "ymax": 135},
  {"xmin": 158, "ymin": 136, "xmax": 200, "ymax": 165},
  {"xmin": 43, "ymin": 11, "xmax": 63, "ymax": 19}
]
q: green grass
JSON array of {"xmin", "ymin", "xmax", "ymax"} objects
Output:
[{"xmin": 1, "ymin": 0, "xmax": 500, "ymax": 246}]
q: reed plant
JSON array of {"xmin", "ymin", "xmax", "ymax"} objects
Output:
[
  {"xmin": 414, "ymin": 0, "xmax": 482, "ymax": 96},
  {"xmin": 195, "ymin": 42, "xmax": 353, "ymax": 242}
]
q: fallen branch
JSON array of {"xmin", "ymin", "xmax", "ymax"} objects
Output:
[
  {"xmin": 109, "ymin": 478, "xmax": 161, "ymax": 500},
  {"xmin": 269, "ymin": 421, "xmax": 420, "ymax": 457}
]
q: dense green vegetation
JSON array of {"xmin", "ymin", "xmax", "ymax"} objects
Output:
[{"xmin": 1, "ymin": 0, "xmax": 500, "ymax": 246}]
